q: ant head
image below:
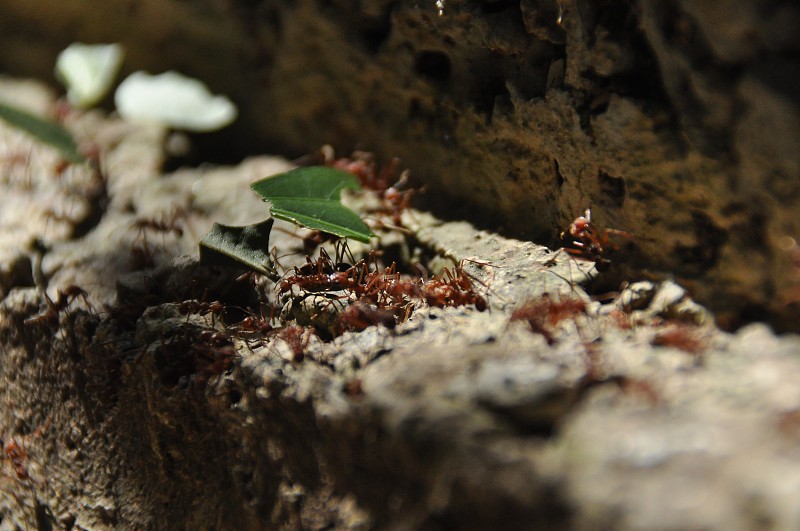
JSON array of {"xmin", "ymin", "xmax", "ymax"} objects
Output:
[{"xmin": 573, "ymin": 218, "xmax": 591, "ymax": 232}]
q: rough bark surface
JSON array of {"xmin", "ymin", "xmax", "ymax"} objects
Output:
[
  {"xmin": 0, "ymin": 0, "xmax": 798, "ymax": 329},
  {"xmin": 2, "ymin": 78, "xmax": 800, "ymax": 530}
]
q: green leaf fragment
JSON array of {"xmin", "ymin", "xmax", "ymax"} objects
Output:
[
  {"xmin": 199, "ymin": 219, "xmax": 276, "ymax": 278},
  {"xmin": 250, "ymin": 166, "xmax": 375, "ymax": 243},
  {"xmin": 0, "ymin": 101, "xmax": 84, "ymax": 163}
]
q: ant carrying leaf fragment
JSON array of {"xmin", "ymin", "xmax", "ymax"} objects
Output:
[
  {"xmin": 200, "ymin": 166, "xmax": 375, "ymax": 276},
  {"xmin": 250, "ymin": 166, "xmax": 374, "ymax": 243}
]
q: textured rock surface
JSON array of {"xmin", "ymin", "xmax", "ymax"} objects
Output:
[
  {"xmin": 2, "ymin": 78, "xmax": 800, "ymax": 530},
  {"xmin": 0, "ymin": 0, "xmax": 798, "ymax": 330}
]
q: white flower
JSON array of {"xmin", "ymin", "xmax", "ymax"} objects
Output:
[
  {"xmin": 114, "ymin": 71, "xmax": 237, "ymax": 132},
  {"xmin": 55, "ymin": 43, "xmax": 125, "ymax": 108}
]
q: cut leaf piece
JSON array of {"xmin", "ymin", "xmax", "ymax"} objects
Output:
[
  {"xmin": 250, "ymin": 166, "xmax": 374, "ymax": 243},
  {"xmin": 199, "ymin": 219, "xmax": 276, "ymax": 278},
  {"xmin": 55, "ymin": 43, "xmax": 125, "ymax": 108},
  {"xmin": 0, "ymin": 101, "xmax": 84, "ymax": 163},
  {"xmin": 115, "ymin": 71, "xmax": 237, "ymax": 132}
]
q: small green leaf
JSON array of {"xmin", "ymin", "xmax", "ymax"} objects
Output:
[
  {"xmin": 0, "ymin": 101, "xmax": 84, "ymax": 163},
  {"xmin": 250, "ymin": 166, "xmax": 375, "ymax": 243},
  {"xmin": 199, "ymin": 219, "xmax": 276, "ymax": 278}
]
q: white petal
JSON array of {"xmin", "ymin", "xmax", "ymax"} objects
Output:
[
  {"xmin": 55, "ymin": 43, "xmax": 125, "ymax": 108},
  {"xmin": 114, "ymin": 71, "xmax": 237, "ymax": 132}
]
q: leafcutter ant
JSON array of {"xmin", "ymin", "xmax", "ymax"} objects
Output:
[
  {"xmin": 3, "ymin": 438, "xmax": 30, "ymax": 481},
  {"xmin": 24, "ymin": 286, "xmax": 90, "ymax": 327},
  {"xmin": 420, "ymin": 263, "xmax": 487, "ymax": 311},
  {"xmin": 360, "ymin": 263, "xmax": 420, "ymax": 317},
  {"xmin": 1, "ymin": 419, "xmax": 49, "ymax": 482},
  {"xmin": 337, "ymin": 301, "xmax": 397, "ymax": 333},
  {"xmin": 560, "ymin": 209, "xmax": 630, "ymax": 271},
  {"xmin": 235, "ymin": 304, "xmax": 277, "ymax": 337},
  {"xmin": 178, "ymin": 300, "xmax": 224, "ymax": 319},
  {"xmin": 130, "ymin": 208, "xmax": 187, "ymax": 268},
  {"xmin": 279, "ymin": 246, "xmax": 364, "ymax": 296},
  {"xmin": 327, "ymin": 149, "xmax": 418, "ymax": 227},
  {"xmin": 380, "ymin": 171, "xmax": 417, "ymax": 227},
  {"xmin": 133, "ymin": 213, "xmax": 185, "ymax": 238},
  {"xmin": 191, "ymin": 330, "xmax": 236, "ymax": 390},
  {"xmin": 278, "ymin": 325, "xmax": 313, "ymax": 362},
  {"xmin": 651, "ymin": 323, "xmax": 706, "ymax": 355},
  {"xmin": 510, "ymin": 294, "xmax": 587, "ymax": 344},
  {"xmin": 330, "ymin": 151, "xmax": 398, "ymax": 192},
  {"xmin": 238, "ymin": 315, "xmax": 274, "ymax": 334}
]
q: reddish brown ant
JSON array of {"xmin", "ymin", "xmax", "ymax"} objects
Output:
[
  {"xmin": 278, "ymin": 325, "xmax": 313, "ymax": 362},
  {"xmin": 1, "ymin": 419, "xmax": 49, "ymax": 482},
  {"xmin": 154, "ymin": 328, "xmax": 235, "ymax": 390},
  {"xmin": 420, "ymin": 264, "xmax": 487, "ymax": 311},
  {"xmin": 330, "ymin": 151, "xmax": 399, "ymax": 192},
  {"xmin": 279, "ymin": 247, "xmax": 365, "ymax": 296},
  {"xmin": 606, "ymin": 308, "xmax": 633, "ymax": 330},
  {"xmin": 327, "ymin": 150, "xmax": 418, "ymax": 227},
  {"xmin": 235, "ymin": 304, "xmax": 277, "ymax": 336},
  {"xmin": 133, "ymin": 208, "xmax": 186, "ymax": 237},
  {"xmin": 360, "ymin": 264, "xmax": 419, "ymax": 310},
  {"xmin": 173, "ymin": 330, "xmax": 236, "ymax": 389},
  {"xmin": 236, "ymin": 270, "xmax": 279, "ymax": 290},
  {"xmin": 651, "ymin": 323, "xmax": 706, "ymax": 355},
  {"xmin": 130, "ymin": 208, "xmax": 186, "ymax": 268},
  {"xmin": 178, "ymin": 300, "xmax": 224, "ymax": 318},
  {"xmin": 380, "ymin": 171, "xmax": 417, "ymax": 226},
  {"xmin": 510, "ymin": 294, "xmax": 587, "ymax": 344},
  {"xmin": 3, "ymin": 438, "xmax": 29, "ymax": 480},
  {"xmin": 238, "ymin": 315, "xmax": 274, "ymax": 334},
  {"xmin": 24, "ymin": 285, "xmax": 90, "ymax": 327},
  {"xmin": 560, "ymin": 209, "xmax": 630, "ymax": 271},
  {"xmin": 337, "ymin": 301, "xmax": 397, "ymax": 333},
  {"xmin": 191, "ymin": 329, "xmax": 236, "ymax": 389}
]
